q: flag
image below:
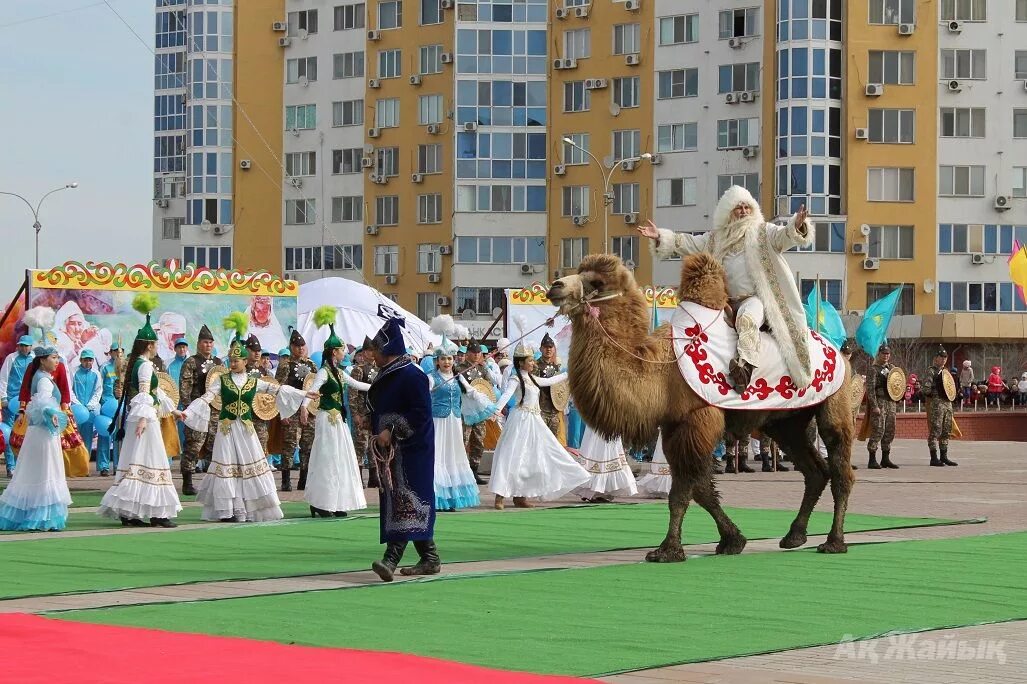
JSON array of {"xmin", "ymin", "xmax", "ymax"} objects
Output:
[
  {"xmin": 1009, "ymin": 240, "xmax": 1027, "ymax": 305},
  {"xmin": 856, "ymin": 286, "xmax": 902, "ymax": 357},
  {"xmin": 804, "ymin": 283, "xmax": 847, "ymax": 349}
]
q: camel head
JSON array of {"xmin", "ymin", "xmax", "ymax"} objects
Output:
[
  {"xmin": 678, "ymin": 253, "xmax": 730, "ymax": 311},
  {"xmin": 547, "ymin": 253, "xmax": 638, "ymax": 316}
]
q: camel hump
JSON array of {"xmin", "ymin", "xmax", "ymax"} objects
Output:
[{"xmin": 678, "ymin": 253, "xmax": 728, "ymax": 311}]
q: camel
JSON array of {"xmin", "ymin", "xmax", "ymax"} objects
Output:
[{"xmin": 547, "ymin": 252, "xmax": 855, "ymax": 562}]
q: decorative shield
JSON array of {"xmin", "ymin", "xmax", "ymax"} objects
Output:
[
  {"xmin": 156, "ymin": 371, "xmax": 180, "ymax": 406},
  {"xmin": 206, "ymin": 366, "xmax": 228, "ymax": 411},
  {"xmin": 470, "ymin": 378, "xmax": 497, "ymax": 404},
  {"xmin": 849, "ymin": 375, "xmax": 866, "ymax": 421},
  {"xmin": 941, "ymin": 368, "xmax": 957, "ymax": 401},
  {"xmin": 303, "ymin": 372, "xmax": 319, "ymax": 416},
  {"xmin": 886, "ymin": 367, "xmax": 907, "ymax": 402},
  {"xmin": 253, "ymin": 375, "xmax": 280, "ymax": 420},
  {"xmin": 550, "ymin": 379, "xmax": 571, "ymax": 412}
]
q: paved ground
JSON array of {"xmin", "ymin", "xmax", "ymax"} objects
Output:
[{"xmin": 3, "ymin": 438, "xmax": 1025, "ymax": 682}]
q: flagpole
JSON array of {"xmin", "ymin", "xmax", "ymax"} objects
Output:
[{"xmin": 815, "ymin": 272, "xmax": 821, "ymax": 337}]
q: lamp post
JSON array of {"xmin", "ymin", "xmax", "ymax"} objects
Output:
[
  {"xmin": 0, "ymin": 183, "xmax": 79, "ymax": 268},
  {"xmin": 561, "ymin": 137, "xmax": 651, "ymax": 254}
]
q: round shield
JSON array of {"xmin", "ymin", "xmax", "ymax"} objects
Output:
[
  {"xmin": 303, "ymin": 371, "xmax": 319, "ymax": 416},
  {"xmin": 848, "ymin": 375, "xmax": 866, "ymax": 421},
  {"xmin": 886, "ymin": 367, "xmax": 907, "ymax": 402},
  {"xmin": 253, "ymin": 375, "xmax": 280, "ymax": 420},
  {"xmin": 470, "ymin": 378, "xmax": 497, "ymax": 404},
  {"xmin": 156, "ymin": 371, "xmax": 179, "ymax": 407},
  {"xmin": 206, "ymin": 365, "xmax": 228, "ymax": 412},
  {"xmin": 550, "ymin": 379, "xmax": 571, "ymax": 412},
  {"xmin": 941, "ymin": 368, "xmax": 957, "ymax": 401}
]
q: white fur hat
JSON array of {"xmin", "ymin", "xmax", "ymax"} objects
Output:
[{"xmin": 712, "ymin": 185, "xmax": 764, "ymax": 230}]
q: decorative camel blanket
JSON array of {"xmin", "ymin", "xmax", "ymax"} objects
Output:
[{"xmin": 671, "ymin": 301, "xmax": 845, "ymax": 411}]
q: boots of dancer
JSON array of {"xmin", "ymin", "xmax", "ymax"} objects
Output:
[
  {"xmin": 372, "ymin": 541, "xmax": 406, "ymax": 582},
  {"xmin": 399, "ymin": 540, "xmax": 441, "ymax": 576}
]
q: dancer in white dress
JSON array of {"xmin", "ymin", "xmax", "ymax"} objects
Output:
[
  {"xmin": 98, "ymin": 295, "xmax": 183, "ymax": 528},
  {"xmin": 300, "ymin": 306, "xmax": 369, "ymax": 518},
  {"xmin": 489, "ymin": 336, "xmax": 589, "ymax": 509},
  {"xmin": 573, "ymin": 425, "xmax": 638, "ymax": 502},
  {"xmin": 181, "ymin": 314, "xmax": 310, "ymax": 522},
  {"xmin": 636, "ymin": 430, "xmax": 672, "ymax": 498},
  {"xmin": 0, "ymin": 340, "xmax": 73, "ymax": 532}
]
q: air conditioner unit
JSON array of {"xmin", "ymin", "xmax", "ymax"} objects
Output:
[
  {"xmin": 427, "ymin": 123, "xmax": 440, "ymax": 134},
  {"xmin": 624, "ymin": 0, "xmax": 640, "ymax": 11},
  {"xmin": 855, "ymin": 127, "xmax": 869, "ymax": 140},
  {"xmin": 439, "ymin": 245, "xmax": 453, "ymax": 256},
  {"xmin": 409, "ymin": 75, "xmax": 422, "ymax": 86},
  {"xmin": 995, "ymin": 195, "xmax": 1012, "ymax": 210},
  {"xmin": 361, "ymin": 157, "xmax": 374, "ymax": 169},
  {"xmin": 436, "ymin": 295, "xmax": 451, "ymax": 306},
  {"xmin": 575, "ymin": 5, "xmax": 591, "ymax": 18},
  {"xmin": 621, "ymin": 160, "xmax": 636, "ymax": 171},
  {"xmin": 863, "ymin": 257, "xmax": 880, "ymax": 270},
  {"xmin": 155, "ymin": 198, "xmax": 169, "ymax": 208},
  {"xmin": 239, "ymin": 159, "xmax": 252, "ymax": 169},
  {"xmin": 741, "ymin": 145, "xmax": 759, "ymax": 158},
  {"xmin": 366, "ymin": 224, "xmax": 379, "ymax": 235},
  {"xmin": 288, "ymin": 177, "xmax": 303, "ymax": 188},
  {"xmin": 649, "ymin": 154, "xmax": 663, "ymax": 165},
  {"xmin": 898, "ymin": 23, "xmax": 915, "ymax": 35},
  {"xmin": 272, "ymin": 21, "xmax": 287, "ymax": 32},
  {"xmin": 212, "ymin": 225, "xmax": 228, "ymax": 236},
  {"xmin": 851, "ymin": 242, "xmax": 867, "ymax": 255},
  {"xmin": 368, "ymin": 78, "xmax": 381, "ymax": 89},
  {"xmin": 411, "ymin": 173, "xmax": 424, "ymax": 183},
  {"xmin": 740, "ymin": 90, "xmax": 757, "ymax": 102},
  {"xmin": 584, "ymin": 78, "xmax": 608, "ymax": 90},
  {"xmin": 865, "ymin": 83, "xmax": 883, "ymax": 96},
  {"xmin": 278, "ymin": 37, "xmax": 291, "ymax": 47},
  {"xmin": 367, "ymin": 127, "xmax": 381, "ymax": 138},
  {"xmin": 385, "ymin": 275, "xmax": 398, "ymax": 285},
  {"xmin": 463, "ymin": 121, "xmax": 478, "ymax": 132},
  {"xmin": 727, "ymin": 37, "xmax": 743, "ymax": 49},
  {"xmin": 367, "ymin": 29, "xmax": 381, "ymax": 41},
  {"xmin": 624, "ymin": 53, "xmax": 640, "ymax": 66},
  {"xmin": 298, "ymin": 76, "xmax": 309, "ymax": 87},
  {"xmin": 440, "ymin": 0, "xmax": 454, "ymax": 9},
  {"xmin": 428, "ymin": 274, "xmax": 442, "ymax": 284},
  {"xmin": 553, "ymin": 58, "xmax": 577, "ymax": 70},
  {"xmin": 554, "ymin": 164, "xmax": 566, "ymax": 176},
  {"xmin": 725, "ymin": 92, "xmax": 738, "ymax": 104},
  {"xmin": 971, "ymin": 252, "xmax": 985, "ymax": 264},
  {"xmin": 373, "ymin": 175, "xmax": 388, "ymax": 185},
  {"xmin": 947, "ymin": 20, "xmax": 962, "ymax": 33},
  {"xmin": 572, "ymin": 215, "xmax": 587, "ymax": 226},
  {"xmin": 947, "ymin": 80, "xmax": 962, "ymax": 92},
  {"xmin": 555, "ymin": 7, "xmax": 569, "ymax": 19},
  {"xmin": 519, "ymin": 264, "xmax": 534, "ymax": 275},
  {"xmin": 623, "ymin": 212, "xmax": 638, "ymax": 225},
  {"xmin": 860, "ymin": 223, "xmax": 871, "ymax": 237},
  {"xmin": 440, "ymin": 52, "xmax": 454, "ymax": 64}
]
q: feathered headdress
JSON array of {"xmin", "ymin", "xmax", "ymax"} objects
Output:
[
  {"xmin": 132, "ymin": 293, "xmax": 159, "ymax": 342},
  {"xmin": 223, "ymin": 311, "xmax": 249, "ymax": 360},
  {"xmin": 430, "ymin": 314, "xmax": 456, "ymax": 337},
  {"xmin": 512, "ymin": 314, "xmax": 533, "ymax": 359},
  {"xmin": 313, "ymin": 305, "xmax": 343, "ymax": 352},
  {"xmin": 23, "ymin": 306, "xmax": 58, "ymax": 357}
]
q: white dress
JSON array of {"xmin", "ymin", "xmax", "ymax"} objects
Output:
[
  {"xmin": 0, "ymin": 372, "xmax": 73, "ymax": 531},
  {"xmin": 429, "ymin": 371, "xmax": 489, "ymax": 510},
  {"xmin": 98, "ymin": 360, "xmax": 182, "ymax": 521},
  {"xmin": 489, "ymin": 372, "xmax": 590, "ymax": 500},
  {"xmin": 301, "ymin": 367, "xmax": 369, "ymax": 514},
  {"xmin": 636, "ymin": 431, "xmax": 672, "ymax": 497},
  {"xmin": 573, "ymin": 426, "xmax": 638, "ymax": 498},
  {"xmin": 183, "ymin": 372, "xmax": 305, "ymax": 522}
]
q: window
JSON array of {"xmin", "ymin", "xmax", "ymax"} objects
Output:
[
  {"xmin": 716, "ymin": 118, "xmax": 759, "ymax": 149},
  {"xmin": 1015, "ymin": 51, "xmax": 1027, "ymax": 80},
  {"xmin": 940, "ymin": 107, "xmax": 985, "ymax": 138},
  {"xmin": 378, "ymin": 0, "xmax": 402, "ymax": 29},
  {"xmin": 561, "ymin": 186, "xmax": 590, "ymax": 217},
  {"xmin": 564, "ymin": 81, "xmax": 591, "ymax": 112},
  {"xmin": 613, "ymin": 77, "xmax": 640, "ymax": 108},
  {"xmin": 613, "ymin": 23, "xmax": 640, "ymax": 55},
  {"xmin": 940, "ymin": 0, "xmax": 986, "ymax": 21},
  {"xmin": 332, "ymin": 148, "xmax": 363, "ymax": 174},
  {"xmin": 331, "ymin": 196, "xmax": 363, "ymax": 223},
  {"xmin": 612, "ymin": 183, "xmax": 639, "ymax": 214},
  {"xmin": 285, "ymin": 151, "xmax": 316, "ymax": 177},
  {"xmin": 418, "ymin": 94, "xmax": 444, "ymax": 125},
  {"xmin": 324, "ymin": 244, "xmax": 363, "ymax": 270},
  {"xmin": 455, "ymin": 237, "xmax": 546, "ymax": 264},
  {"xmin": 867, "ymin": 167, "xmax": 915, "ymax": 202},
  {"xmin": 455, "ymin": 287, "xmax": 506, "ymax": 315},
  {"xmin": 868, "ymin": 225, "xmax": 914, "ymax": 259},
  {"xmin": 333, "ymin": 51, "xmax": 364, "ymax": 79},
  {"xmin": 1020, "ymin": 0, "xmax": 1027, "ymax": 21},
  {"xmin": 376, "ymin": 147, "xmax": 399, "ymax": 177},
  {"xmin": 417, "ymin": 194, "xmax": 442, "ymax": 223},
  {"xmin": 376, "ymin": 195, "xmax": 399, "ymax": 226},
  {"xmin": 718, "ymin": 62, "xmax": 760, "ymax": 93},
  {"xmin": 376, "ymin": 98, "xmax": 400, "ymax": 128},
  {"xmin": 657, "ymin": 178, "xmax": 697, "ymax": 207},
  {"xmin": 1013, "ymin": 167, "xmax": 1027, "ymax": 197},
  {"xmin": 285, "ymin": 104, "xmax": 316, "ymax": 130},
  {"xmin": 795, "ymin": 221, "xmax": 846, "ymax": 253},
  {"xmin": 332, "ymin": 99, "xmax": 364, "ymax": 127},
  {"xmin": 659, "ymin": 14, "xmax": 698, "ymax": 45},
  {"xmin": 612, "ymin": 130, "xmax": 640, "ymax": 161},
  {"xmin": 868, "ymin": 51, "xmax": 915, "ymax": 85},
  {"xmin": 562, "ymin": 133, "xmax": 590, "ymax": 165},
  {"xmin": 941, "ymin": 49, "xmax": 986, "ymax": 80},
  {"xmin": 868, "ymin": 109, "xmax": 915, "ymax": 143},
  {"xmin": 417, "ymin": 243, "xmax": 442, "ymax": 273},
  {"xmin": 657, "ymin": 123, "xmax": 698, "ymax": 153},
  {"xmin": 867, "ymin": 283, "xmax": 915, "ymax": 316},
  {"xmin": 334, "ymin": 3, "xmax": 365, "ymax": 30},
  {"xmin": 418, "ymin": 144, "xmax": 443, "ymax": 174},
  {"xmin": 420, "ymin": 0, "xmax": 442, "ymax": 25},
  {"xmin": 1015, "ymin": 109, "xmax": 1027, "ymax": 138},
  {"xmin": 287, "ymin": 9, "xmax": 318, "ymax": 36},
  {"xmin": 154, "ymin": 176, "xmax": 185, "ymax": 199},
  {"xmin": 564, "ymin": 28, "xmax": 591, "ymax": 61},
  {"xmin": 284, "ymin": 246, "xmax": 322, "ymax": 271},
  {"xmin": 939, "ymin": 223, "xmax": 1027, "ymax": 254},
  {"xmin": 286, "ymin": 57, "xmax": 317, "ymax": 84},
  {"xmin": 374, "ymin": 245, "xmax": 399, "ymax": 275},
  {"xmin": 800, "ymin": 279, "xmax": 843, "ymax": 310},
  {"xmin": 562, "ymin": 238, "xmax": 589, "ymax": 269},
  {"xmin": 939, "ymin": 281, "xmax": 1027, "ymax": 312},
  {"xmin": 611, "ymin": 236, "xmax": 639, "ymax": 266},
  {"xmin": 378, "ymin": 49, "xmax": 401, "ymax": 78},
  {"xmin": 162, "ymin": 217, "xmax": 183, "ymax": 240},
  {"xmin": 183, "ymin": 246, "xmax": 232, "ymax": 270},
  {"xmin": 416, "ymin": 293, "xmax": 439, "ymax": 323},
  {"xmin": 454, "ymin": 185, "xmax": 547, "ymax": 213},
  {"xmin": 420, "ymin": 44, "xmax": 443, "ymax": 74},
  {"xmin": 939, "ymin": 165, "xmax": 986, "ymax": 196},
  {"xmin": 718, "ymin": 7, "xmax": 759, "ymax": 38},
  {"xmin": 285, "ymin": 199, "xmax": 316, "ymax": 225},
  {"xmin": 658, "ymin": 69, "xmax": 698, "ymax": 99},
  {"xmin": 868, "ymin": 0, "xmax": 913, "ymax": 24}
]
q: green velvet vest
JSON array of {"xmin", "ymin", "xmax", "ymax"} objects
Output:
[
  {"xmin": 219, "ymin": 375, "xmax": 257, "ymax": 423},
  {"xmin": 128, "ymin": 357, "xmax": 159, "ymax": 405},
  {"xmin": 319, "ymin": 368, "xmax": 344, "ymax": 412}
]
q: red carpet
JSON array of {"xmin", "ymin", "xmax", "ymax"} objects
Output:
[{"xmin": 0, "ymin": 614, "xmax": 594, "ymax": 683}]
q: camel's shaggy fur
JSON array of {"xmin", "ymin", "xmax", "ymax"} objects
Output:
[{"xmin": 548, "ymin": 253, "xmax": 855, "ymax": 561}]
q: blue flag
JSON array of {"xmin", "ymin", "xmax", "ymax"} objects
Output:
[
  {"xmin": 804, "ymin": 283, "xmax": 847, "ymax": 349},
  {"xmin": 856, "ymin": 286, "xmax": 902, "ymax": 357}
]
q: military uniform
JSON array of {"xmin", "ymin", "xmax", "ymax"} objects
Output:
[
  {"xmin": 348, "ymin": 357, "xmax": 378, "ymax": 486},
  {"xmin": 179, "ymin": 325, "xmax": 223, "ymax": 494},
  {"xmin": 244, "ymin": 336, "xmax": 270, "ymax": 456},
  {"xmin": 455, "ymin": 339, "xmax": 501, "ymax": 481},
  {"xmin": 276, "ymin": 330, "xmax": 318, "ymax": 489},
  {"xmin": 534, "ymin": 335, "xmax": 562, "ymax": 438},
  {"xmin": 922, "ymin": 347, "xmax": 958, "ymax": 467},
  {"xmin": 865, "ymin": 354, "xmax": 899, "ymax": 469}
]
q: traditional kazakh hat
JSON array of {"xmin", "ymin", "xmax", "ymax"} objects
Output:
[
  {"xmin": 371, "ymin": 317, "xmax": 406, "ymax": 357},
  {"xmin": 935, "ymin": 345, "xmax": 948, "ymax": 358},
  {"xmin": 289, "ymin": 327, "xmax": 306, "ymax": 347},
  {"xmin": 512, "ymin": 314, "xmax": 533, "ymax": 359},
  {"xmin": 132, "ymin": 294, "xmax": 159, "ymax": 342},
  {"xmin": 313, "ymin": 306, "xmax": 343, "ymax": 352},
  {"xmin": 197, "ymin": 324, "xmax": 215, "ymax": 343},
  {"xmin": 245, "ymin": 334, "xmax": 262, "ymax": 354},
  {"xmin": 222, "ymin": 312, "xmax": 249, "ymax": 360},
  {"xmin": 540, "ymin": 332, "xmax": 555, "ymax": 348},
  {"xmin": 23, "ymin": 306, "xmax": 58, "ymax": 358},
  {"xmin": 434, "ymin": 335, "xmax": 458, "ymax": 358}
]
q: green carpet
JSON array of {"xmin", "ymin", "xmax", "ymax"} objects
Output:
[
  {"xmin": 0, "ymin": 504, "xmax": 962, "ymax": 601},
  {"xmin": 62, "ymin": 532, "xmax": 1027, "ymax": 677}
]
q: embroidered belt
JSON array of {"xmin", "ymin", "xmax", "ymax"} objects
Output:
[{"xmin": 518, "ymin": 405, "xmax": 541, "ymax": 416}]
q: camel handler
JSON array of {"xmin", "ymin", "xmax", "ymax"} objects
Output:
[
  {"xmin": 534, "ymin": 333, "xmax": 562, "ymax": 437},
  {"xmin": 638, "ymin": 186, "xmax": 814, "ymax": 394},
  {"xmin": 276, "ymin": 329, "xmax": 318, "ymax": 490},
  {"xmin": 178, "ymin": 325, "xmax": 222, "ymax": 495},
  {"xmin": 865, "ymin": 345, "xmax": 900, "ymax": 469},
  {"xmin": 922, "ymin": 346, "xmax": 958, "ymax": 467}
]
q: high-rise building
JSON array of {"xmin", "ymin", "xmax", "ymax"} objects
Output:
[{"xmin": 154, "ymin": 0, "xmax": 1027, "ymax": 345}]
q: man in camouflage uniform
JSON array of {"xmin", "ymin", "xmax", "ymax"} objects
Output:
[
  {"xmin": 348, "ymin": 343, "xmax": 379, "ymax": 488},
  {"xmin": 922, "ymin": 346, "xmax": 958, "ymax": 467},
  {"xmin": 534, "ymin": 333, "xmax": 562, "ymax": 437},
  {"xmin": 244, "ymin": 335, "xmax": 271, "ymax": 456},
  {"xmin": 276, "ymin": 329, "xmax": 317, "ymax": 490},
  {"xmin": 865, "ymin": 345, "xmax": 900, "ymax": 469},
  {"xmin": 178, "ymin": 325, "xmax": 222, "ymax": 495},
  {"xmin": 455, "ymin": 338, "xmax": 501, "ymax": 484}
]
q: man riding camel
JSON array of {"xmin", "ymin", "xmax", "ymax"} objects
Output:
[{"xmin": 638, "ymin": 185, "xmax": 814, "ymax": 393}]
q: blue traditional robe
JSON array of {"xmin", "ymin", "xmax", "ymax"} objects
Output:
[{"xmin": 367, "ymin": 356, "xmax": 435, "ymax": 543}]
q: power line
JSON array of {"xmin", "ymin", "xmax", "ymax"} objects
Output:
[{"xmin": 0, "ymin": 1, "xmax": 106, "ymax": 29}]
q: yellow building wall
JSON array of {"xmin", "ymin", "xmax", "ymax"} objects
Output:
[
  {"xmin": 547, "ymin": 3, "xmax": 654, "ymax": 287},
  {"xmin": 232, "ymin": 0, "xmax": 286, "ymax": 274}
]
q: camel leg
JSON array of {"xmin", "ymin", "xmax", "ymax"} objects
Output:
[
  {"xmin": 644, "ymin": 422, "xmax": 700, "ymax": 563},
  {"xmin": 692, "ymin": 478, "xmax": 746, "ymax": 555},
  {"xmin": 763, "ymin": 413, "xmax": 828, "ymax": 549},
  {"xmin": 687, "ymin": 408, "xmax": 745, "ymax": 555},
  {"xmin": 815, "ymin": 397, "xmax": 855, "ymax": 554}
]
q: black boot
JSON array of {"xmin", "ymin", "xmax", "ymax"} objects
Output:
[
  {"xmin": 366, "ymin": 464, "xmax": 380, "ymax": 489},
  {"xmin": 940, "ymin": 448, "xmax": 958, "ymax": 466},
  {"xmin": 181, "ymin": 471, "xmax": 196, "ymax": 496},
  {"xmin": 725, "ymin": 456, "xmax": 737, "ymax": 473},
  {"xmin": 867, "ymin": 451, "xmax": 881, "ymax": 469},
  {"xmin": 400, "ymin": 540, "xmax": 442, "ymax": 576},
  {"xmin": 281, "ymin": 468, "xmax": 293, "ymax": 492},
  {"xmin": 880, "ymin": 449, "xmax": 899, "ymax": 469},
  {"xmin": 929, "ymin": 448, "xmax": 943, "ymax": 467},
  {"xmin": 738, "ymin": 454, "xmax": 755, "ymax": 473},
  {"xmin": 471, "ymin": 463, "xmax": 486, "ymax": 485},
  {"xmin": 150, "ymin": 517, "xmax": 177, "ymax": 528},
  {"xmin": 775, "ymin": 458, "xmax": 789, "ymax": 472},
  {"xmin": 297, "ymin": 467, "xmax": 307, "ymax": 491},
  {"xmin": 372, "ymin": 541, "xmax": 406, "ymax": 582},
  {"xmin": 761, "ymin": 452, "xmax": 774, "ymax": 472}
]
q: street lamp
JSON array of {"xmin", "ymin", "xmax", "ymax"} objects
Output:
[
  {"xmin": 0, "ymin": 183, "xmax": 79, "ymax": 268},
  {"xmin": 562, "ymin": 137, "xmax": 652, "ymax": 255}
]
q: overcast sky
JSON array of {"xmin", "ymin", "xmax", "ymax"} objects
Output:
[{"xmin": 0, "ymin": 0, "xmax": 153, "ymax": 298}]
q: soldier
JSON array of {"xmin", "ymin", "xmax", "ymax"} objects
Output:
[
  {"xmin": 454, "ymin": 338, "xmax": 501, "ymax": 484},
  {"xmin": 178, "ymin": 325, "xmax": 222, "ymax": 495},
  {"xmin": 922, "ymin": 346, "xmax": 958, "ymax": 467},
  {"xmin": 276, "ymin": 329, "xmax": 317, "ymax": 490},
  {"xmin": 865, "ymin": 345, "xmax": 900, "ymax": 469},
  {"xmin": 245, "ymin": 335, "xmax": 271, "ymax": 456},
  {"xmin": 348, "ymin": 342, "xmax": 379, "ymax": 488},
  {"xmin": 757, "ymin": 436, "xmax": 788, "ymax": 472},
  {"xmin": 534, "ymin": 333, "xmax": 562, "ymax": 437}
]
